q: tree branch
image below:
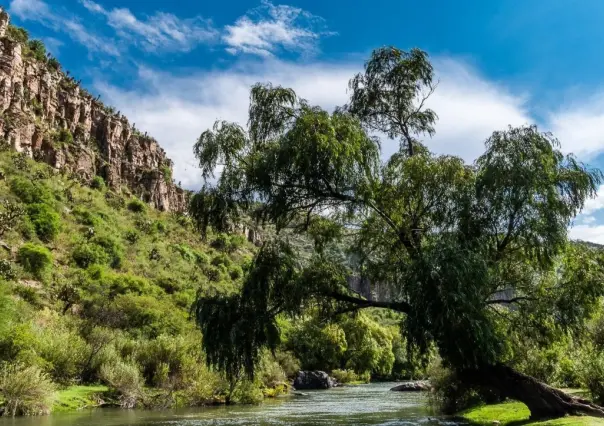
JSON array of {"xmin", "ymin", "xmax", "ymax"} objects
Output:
[{"xmin": 327, "ymin": 291, "xmax": 411, "ymax": 314}]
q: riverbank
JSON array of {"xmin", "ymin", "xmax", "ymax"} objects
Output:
[
  {"xmin": 53, "ymin": 386, "xmax": 109, "ymax": 412},
  {"xmin": 461, "ymin": 401, "xmax": 604, "ymax": 425}
]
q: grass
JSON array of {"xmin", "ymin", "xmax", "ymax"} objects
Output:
[
  {"xmin": 53, "ymin": 385, "xmax": 109, "ymax": 412},
  {"xmin": 461, "ymin": 401, "xmax": 604, "ymax": 425}
]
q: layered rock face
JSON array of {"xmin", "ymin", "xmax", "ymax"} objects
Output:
[{"xmin": 0, "ymin": 9, "xmax": 187, "ymax": 211}]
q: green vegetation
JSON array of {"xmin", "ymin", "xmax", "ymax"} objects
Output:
[
  {"xmin": 0, "ymin": 153, "xmax": 288, "ymax": 416},
  {"xmin": 192, "ymin": 46, "xmax": 604, "ymax": 422},
  {"xmin": 461, "ymin": 401, "xmax": 604, "ymax": 425}
]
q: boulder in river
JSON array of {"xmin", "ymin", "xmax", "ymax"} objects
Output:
[
  {"xmin": 293, "ymin": 371, "xmax": 338, "ymax": 390},
  {"xmin": 390, "ymin": 381, "xmax": 431, "ymax": 392}
]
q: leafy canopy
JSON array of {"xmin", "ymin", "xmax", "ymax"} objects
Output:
[{"xmin": 192, "ymin": 47, "xmax": 604, "ymax": 380}]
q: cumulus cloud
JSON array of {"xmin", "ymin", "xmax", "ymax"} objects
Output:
[
  {"xmin": 80, "ymin": 0, "xmax": 218, "ymax": 53},
  {"xmin": 93, "ymin": 57, "xmax": 531, "ymax": 190},
  {"xmin": 223, "ymin": 1, "xmax": 331, "ymax": 57},
  {"xmin": 549, "ymin": 93, "xmax": 604, "ymax": 158}
]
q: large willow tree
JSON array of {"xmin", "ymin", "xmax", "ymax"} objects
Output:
[{"xmin": 191, "ymin": 47, "xmax": 604, "ymax": 419}]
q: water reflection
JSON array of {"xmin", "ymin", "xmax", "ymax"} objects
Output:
[{"xmin": 0, "ymin": 382, "xmax": 464, "ymax": 426}]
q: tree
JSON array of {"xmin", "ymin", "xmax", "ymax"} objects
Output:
[{"xmin": 192, "ymin": 47, "xmax": 604, "ymax": 419}]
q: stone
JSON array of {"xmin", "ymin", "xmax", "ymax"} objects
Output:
[
  {"xmin": 390, "ymin": 381, "xmax": 431, "ymax": 392},
  {"xmin": 293, "ymin": 371, "xmax": 338, "ymax": 390},
  {"xmin": 0, "ymin": 7, "xmax": 188, "ymax": 212}
]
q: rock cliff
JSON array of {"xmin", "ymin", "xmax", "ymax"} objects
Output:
[{"xmin": 0, "ymin": 8, "xmax": 188, "ymax": 211}]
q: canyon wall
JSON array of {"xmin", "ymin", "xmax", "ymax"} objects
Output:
[{"xmin": 0, "ymin": 8, "xmax": 188, "ymax": 211}]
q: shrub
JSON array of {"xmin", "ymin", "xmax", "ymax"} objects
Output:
[
  {"xmin": 10, "ymin": 176, "xmax": 52, "ymax": 204},
  {"xmin": 0, "ymin": 363, "xmax": 56, "ymax": 416},
  {"xmin": 127, "ymin": 198, "xmax": 146, "ymax": 213},
  {"xmin": 17, "ymin": 243, "xmax": 52, "ymax": 279},
  {"xmin": 274, "ymin": 350, "xmax": 300, "ymax": 378},
  {"xmin": 211, "ymin": 253, "xmax": 232, "ymax": 268},
  {"xmin": 228, "ymin": 264, "xmax": 243, "ymax": 280},
  {"xmin": 583, "ymin": 352, "xmax": 604, "ymax": 404},
  {"xmin": 160, "ymin": 165, "xmax": 172, "ymax": 184},
  {"xmin": 0, "ymin": 259, "xmax": 16, "ymax": 280},
  {"xmin": 53, "ymin": 128, "xmax": 73, "ymax": 144},
  {"xmin": 0, "ymin": 200, "xmax": 25, "ymax": 237},
  {"xmin": 100, "ymin": 361, "xmax": 144, "ymax": 408},
  {"xmin": 27, "ymin": 203, "xmax": 60, "ymax": 241},
  {"xmin": 232, "ymin": 379, "xmax": 263, "ymax": 404},
  {"xmin": 6, "ymin": 25, "xmax": 28, "ymax": 43},
  {"xmin": 72, "ymin": 206, "xmax": 101, "ymax": 227},
  {"xmin": 91, "ymin": 176, "xmax": 106, "ymax": 190},
  {"xmin": 331, "ymin": 369, "xmax": 362, "ymax": 384},
  {"xmin": 26, "ymin": 39, "xmax": 46, "ymax": 61},
  {"xmin": 90, "ymin": 235, "xmax": 123, "ymax": 269},
  {"xmin": 71, "ymin": 243, "xmax": 109, "ymax": 268},
  {"xmin": 47, "ymin": 57, "xmax": 60, "ymax": 71},
  {"xmin": 124, "ymin": 229, "xmax": 139, "ymax": 243}
]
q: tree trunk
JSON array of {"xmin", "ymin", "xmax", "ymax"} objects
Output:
[{"xmin": 461, "ymin": 363, "xmax": 604, "ymax": 420}]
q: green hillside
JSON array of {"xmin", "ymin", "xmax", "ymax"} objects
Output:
[{"xmin": 0, "ymin": 148, "xmax": 269, "ymax": 414}]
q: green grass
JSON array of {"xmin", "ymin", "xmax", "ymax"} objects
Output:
[
  {"xmin": 461, "ymin": 401, "xmax": 604, "ymax": 425},
  {"xmin": 53, "ymin": 385, "xmax": 109, "ymax": 412}
]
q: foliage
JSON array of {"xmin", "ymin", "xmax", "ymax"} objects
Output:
[
  {"xmin": 10, "ymin": 176, "xmax": 52, "ymax": 204},
  {"xmin": 53, "ymin": 128, "xmax": 74, "ymax": 144},
  {"xmin": 191, "ymin": 46, "xmax": 604, "ymax": 417},
  {"xmin": 127, "ymin": 198, "xmax": 146, "ymax": 213},
  {"xmin": 6, "ymin": 25, "xmax": 28, "ymax": 43},
  {"xmin": 0, "ymin": 200, "xmax": 25, "ymax": 237},
  {"xmin": 0, "ymin": 259, "xmax": 16, "ymax": 280},
  {"xmin": 583, "ymin": 351, "xmax": 604, "ymax": 405},
  {"xmin": 27, "ymin": 203, "xmax": 60, "ymax": 241},
  {"xmin": 99, "ymin": 360, "xmax": 144, "ymax": 408},
  {"xmin": 0, "ymin": 363, "xmax": 56, "ymax": 416},
  {"xmin": 160, "ymin": 165, "xmax": 172, "ymax": 184},
  {"xmin": 90, "ymin": 176, "xmax": 105, "ymax": 190},
  {"xmin": 17, "ymin": 243, "xmax": 52, "ymax": 279},
  {"xmin": 26, "ymin": 39, "xmax": 46, "ymax": 61}
]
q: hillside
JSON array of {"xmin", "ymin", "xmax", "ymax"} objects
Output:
[
  {"xmin": 0, "ymin": 7, "xmax": 186, "ymax": 211},
  {"xmin": 0, "ymin": 149, "xmax": 275, "ymax": 414}
]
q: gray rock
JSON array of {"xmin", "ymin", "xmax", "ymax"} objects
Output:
[
  {"xmin": 293, "ymin": 371, "xmax": 337, "ymax": 390},
  {"xmin": 390, "ymin": 380, "xmax": 431, "ymax": 392}
]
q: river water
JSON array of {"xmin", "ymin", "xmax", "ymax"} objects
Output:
[{"xmin": 0, "ymin": 383, "xmax": 465, "ymax": 426}]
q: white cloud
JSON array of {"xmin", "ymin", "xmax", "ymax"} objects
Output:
[
  {"xmin": 223, "ymin": 1, "xmax": 330, "ymax": 57},
  {"xmin": 580, "ymin": 185, "xmax": 604, "ymax": 215},
  {"xmin": 569, "ymin": 224, "xmax": 604, "ymax": 244},
  {"xmin": 549, "ymin": 93, "xmax": 604, "ymax": 158},
  {"xmin": 93, "ymin": 57, "xmax": 530, "ymax": 190},
  {"xmin": 9, "ymin": 0, "xmax": 119, "ymax": 56},
  {"xmin": 81, "ymin": 0, "xmax": 217, "ymax": 53},
  {"xmin": 582, "ymin": 216, "xmax": 596, "ymax": 224}
]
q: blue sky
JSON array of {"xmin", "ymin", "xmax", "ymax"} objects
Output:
[{"xmin": 7, "ymin": 0, "xmax": 604, "ymax": 242}]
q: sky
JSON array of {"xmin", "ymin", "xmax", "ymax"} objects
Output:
[{"xmin": 7, "ymin": 0, "xmax": 604, "ymax": 243}]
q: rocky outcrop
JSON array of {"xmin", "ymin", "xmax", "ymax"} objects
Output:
[
  {"xmin": 390, "ymin": 380, "xmax": 431, "ymax": 392},
  {"xmin": 0, "ymin": 8, "xmax": 187, "ymax": 211},
  {"xmin": 293, "ymin": 371, "xmax": 338, "ymax": 390}
]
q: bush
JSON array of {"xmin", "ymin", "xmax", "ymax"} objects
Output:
[
  {"xmin": 26, "ymin": 39, "xmax": 46, "ymax": 61},
  {"xmin": 100, "ymin": 360, "xmax": 144, "ymax": 408},
  {"xmin": 71, "ymin": 243, "xmax": 109, "ymax": 268},
  {"xmin": 583, "ymin": 352, "xmax": 604, "ymax": 404},
  {"xmin": 0, "ymin": 259, "xmax": 17, "ymax": 280},
  {"xmin": 17, "ymin": 243, "xmax": 52, "ymax": 279},
  {"xmin": 27, "ymin": 203, "xmax": 60, "ymax": 241},
  {"xmin": 228, "ymin": 265, "xmax": 244, "ymax": 280},
  {"xmin": 90, "ymin": 235, "xmax": 123, "ymax": 269},
  {"xmin": 72, "ymin": 206, "xmax": 101, "ymax": 227},
  {"xmin": 6, "ymin": 25, "xmax": 28, "ymax": 43},
  {"xmin": 0, "ymin": 363, "xmax": 56, "ymax": 416},
  {"xmin": 231, "ymin": 379, "xmax": 263, "ymax": 404},
  {"xmin": 127, "ymin": 198, "xmax": 146, "ymax": 213},
  {"xmin": 53, "ymin": 128, "xmax": 73, "ymax": 144},
  {"xmin": 331, "ymin": 369, "xmax": 363, "ymax": 384},
  {"xmin": 124, "ymin": 229, "xmax": 139, "ymax": 243},
  {"xmin": 91, "ymin": 176, "xmax": 106, "ymax": 190},
  {"xmin": 10, "ymin": 177, "xmax": 52, "ymax": 204},
  {"xmin": 0, "ymin": 200, "xmax": 25, "ymax": 238}
]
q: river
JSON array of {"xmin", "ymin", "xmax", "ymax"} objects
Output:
[{"xmin": 0, "ymin": 383, "xmax": 464, "ymax": 426}]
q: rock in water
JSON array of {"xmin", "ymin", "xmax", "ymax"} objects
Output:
[
  {"xmin": 293, "ymin": 371, "xmax": 337, "ymax": 390},
  {"xmin": 390, "ymin": 381, "xmax": 431, "ymax": 392}
]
